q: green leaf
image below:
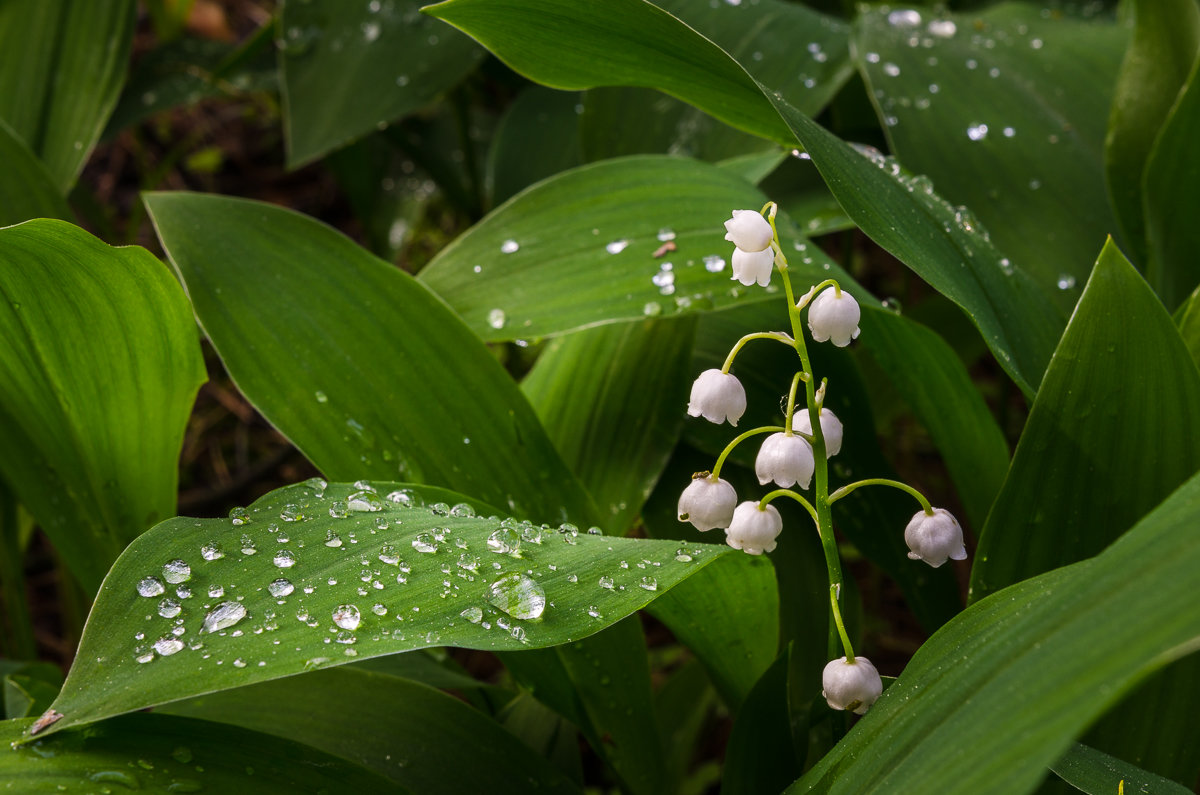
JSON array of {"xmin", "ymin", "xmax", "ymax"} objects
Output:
[
  {"xmin": 0, "ymin": 220, "xmax": 205, "ymax": 591},
  {"xmin": 27, "ymin": 481, "xmax": 728, "ymax": 740},
  {"xmin": 1176, "ymin": 281, "xmax": 1200, "ymax": 370},
  {"xmin": 144, "ymin": 191, "xmax": 595, "ymax": 525},
  {"xmin": 161, "ymin": 666, "xmax": 581, "ymax": 794},
  {"xmin": 1106, "ymin": 0, "xmax": 1200, "ymax": 265},
  {"xmin": 1143, "ymin": 54, "xmax": 1200, "ymax": 310},
  {"xmin": 1050, "ymin": 742, "xmax": 1193, "ymax": 795},
  {"xmin": 2, "ymin": 713, "xmax": 400, "ymax": 793},
  {"xmin": 487, "ymin": 87, "xmax": 583, "ymax": 206},
  {"xmin": 722, "ymin": 651, "xmax": 799, "ymax": 795},
  {"xmin": 424, "ymin": 0, "xmax": 1065, "ymax": 396},
  {"xmin": 419, "ymin": 154, "xmax": 855, "ymax": 341},
  {"xmin": 853, "ymin": 4, "xmax": 1127, "ymax": 310},
  {"xmin": 0, "ymin": 0, "xmax": 136, "ymax": 190},
  {"xmin": 790, "ymin": 467, "xmax": 1200, "ymax": 795},
  {"xmin": 522, "ymin": 316, "xmax": 695, "ymax": 533},
  {"xmin": 0, "ymin": 121, "xmax": 72, "ymax": 227},
  {"xmin": 280, "ymin": 0, "xmax": 484, "ymax": 167}
]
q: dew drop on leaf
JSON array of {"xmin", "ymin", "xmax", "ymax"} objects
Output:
[
  {"xmin": 229, "ymin": 507, "xmax": 250, "ymax": 525},
  {"xmin": 202, "ymin": 601, "xmax": 247, "ymax": 633},
  {"xmin": 487, "ymin": 527, "xmax": 521, "ymax": 554},
  {"xmin": 348, "ymin": 490, "xmax": 385, "ymax": 512},
  {"xmin": 325, "ymin": 530, "xmax": 343, "ymax": 548},
  {"xmin": 268, "ymin": 578, "xmax": 295, "ymax": 598},
  {"xmin": 638, "ymin": 577, "xmax": 658, "ymax": 592},
  {"xmin": 162, "ymin": 559, "xmax": 191, "ymax": 584},
  {"xmin": 332, "ymin": 604, "xmax": 361, "ymax": 630},
  {"xmin": 487, "ymin": 574, "xmax": 546, "ymax": 620},
  {"xmin": 460, "ymin": 606, "xmax": 483, "ymax": 624},
  {"xmin": 412, "ymin": 534, "xmax": 438, "ymax": 553},
  {"xmin": 378, "ymin": 544, "xmax": 400, "ymax": 565},
  {"xmin": 450, "ymin": 503, "xmax": 475, "ymax": 518},
  {"xmin": 386, "ymin": 489, "xmax": 421, "ymax": 508},
  {"xmin": 137, "ymin": 576, "xmax": 165, "ymax": 597},
  {"xmin": 153, "ymin": 637, "xmax": 184, "ymax": 657},
  {"xmin": 200, "ymin": 542, "xmax": 224, "ymax": 561},
  {"xmin": 273, "ymin": 550, "xmax": 297, "ymax": 568},
  {"xmin": 158, "ymin": 598, "xmax": 182, "ymax": 618}
]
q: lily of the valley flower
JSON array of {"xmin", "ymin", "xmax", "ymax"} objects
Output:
[
  {"xmin": 794, "ymin": 407, "xmax": 844, "ymax": 458},
  {"xmin": 687, "ymin": 369, "xmax": 747, "ymax": 426},
  {"xmin": 755, "ymin": 432, "xmax": 815, "ymax": 489},
  {"xmin": 807, "ymin": 287, "xmax": 861, "ymax": 347},
  {"xmin": 822, "ymin": 656, "xmax": 883, "ymax": 714},
  {"xmin": 677, "ymin": 474, "xmax": 737, "ymax": 531},
  {"xmin": 904, "ymin": 508, "xmax": 968, "ymax": 567},
  {"xmin": 731, "ymin": 247, "xmax": 774, "ymax": 287},
  {"xmin": 725, "ymin": 501, "xmax": 783, "ymax": 555},
  {"xmin": 723, "ymin": 210, "xmax": 773, "ymax": 252}
]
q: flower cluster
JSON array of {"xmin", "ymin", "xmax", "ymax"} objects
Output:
[{"xmin": 677, "ymin": 205, "xmax": 970, "ymax": 716}]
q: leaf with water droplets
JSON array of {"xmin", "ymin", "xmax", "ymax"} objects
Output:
[{"xmin": 29, "ymin": 480, "xmax": 730, "ymax": 738}]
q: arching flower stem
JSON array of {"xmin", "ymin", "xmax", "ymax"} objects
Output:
[
  {"xmin": 758, "ymin": 488, "xmax": 818, "ymax": 525},
  {"xmin": 830, "ymin": 584, "xmax": 856, "ymax": 663},
  {"xmin": 720, "ymin": 332, "xmax": 795, "ymax": 373},
  {"xmin": 829, "ymin": 478, "xmax": 934, "ymax": 515},
  {"xmin": 711, "ymin": 426, "xmax": 786, "ymax": 479}
]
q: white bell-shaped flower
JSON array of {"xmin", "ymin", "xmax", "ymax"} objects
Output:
[
  {"xmin": 687, "ymin": 369, "xmax": 746, "ymax": 426},
  {"xmin": 904, "ymin": 508, "xmax": 968, "ymax": 567},
  {"xmin": 677, "ymin": 475, "xmax": 737, "ymax": 531},
  {"xmin": 731, "ymin": 246, "xmax": 774, "ymax": 287},
  {"xmin": 822, "ymin": 656, "xmax": 883, "ymax": 714},
  {"xmin": 794, "ymin": 407, "xmax": 843, "ymax": 458},
  {"xmin": 723, "ymin": 210, "xmax": 773, "ymax": 252},
  {"xmin": 755, "ymin": 432, "xmax": 815, "ymax": 489},
  {"xmin": 807, "ymin": 288, "xmax": 861, "ymax": 347},
  {"xmin": 724, "ymin": 501, "xmax": 783, "ymax": 555}
]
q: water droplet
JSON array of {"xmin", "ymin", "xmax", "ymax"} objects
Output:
[
  {"xmin": 268, "ymin": 578, "xmax": 295, "ymax": 598},
  {"xmin": 371, "ymin": 603, "xmax": 388, "ymax": 616},
  {"xmin": 411, "ymin": 533, "xmax": 437, "ymax": 553},
  {"xmin": 450, "ymin": 503, "xmax": 475, "ymax": 518},
  {"xmin": 928, "ymin": 18, "xmax": 956, "ymax": 37},
  {"xmin": 201, "ymin": 542, "xmax": 224, "ymax": 561},
  {"xmin": 487, "ymin": 527, "xmax": 522, "ymax": 554},
  {"xmin": 430, "ymin": 503, "xmax": 450, "ymax": 516},
  {"xmin": 638, "ymin": 577, "xmax": 658, "ymax": 591},
  {"xmin": 1003, "ymin": 126, "xmax": 1016, "ymax": 138},
  {"xmin": 643, "ymin": 301, "xmax": 662, "ymax": 316},
  {"xmin": 271, "ymin": 550, "xmax": 297, "ymax": 569},
  {"xmin": 240, "ymin": 535, "xmax": 257, "ymax": 555},
  {"xmin": 162, "ymin": 559, "xmax": 191, "ymax": 584},
  {"xmin": 702, "ymin": 254, "xmax": 726, "ymax": 273},
  {"xmin": 967, "ymin": 123, "xmax": 989, "ymax": 141},
  {"xmin": 361, "ymin": 20, "xmax": 381, "ymax": 42},
  {"xmin": 605, "ymin": 239, "xmax": 630, "ymax": 254},
  {"xmin": 652, "ymin": 265, "xmax": 675, "ymax": 295},
  {"xmin": 675, "ymin": 549, "xmax": 694, "ymax": 562},
  {"xmin": 485, "ymin": 307, "xmax": 508, "ymax": 330},
  {"xmin": 229, "ymin": 507, "xmax": 250, "ymax": 525},
  {"xmin": 335, "ymin": 630, "xmax": 357, "ymax": 644},
  {"xmin": 586, "ymin": 605, "xmax": 602, "ymax": 619},
  {"xmin": 460, "ymin": 606, "xmax": 483, "ymax": 624},
  {"xmin": 171, "ymin": 747, "xmax": 194, "ymax": 765},
  {"xmin": 487, "ymin": 574, "xmax": 547, "ymax": 620},
  {"xmin": 329, "ymin": 500, "xmax": 349, "ymax": 518},
  {"xmin": 232, "ymin": 658, "xmax": 247, "ymax": 668},
  {"xmin": 598, "ymin": 575, "xmax": 615, "ymax": 590},
  {"xmin": 137, "ymin": 576, "xmax": 166, "ymax": 597},
  {"xmin": 887, "ymin": 8, "xmax": 921, "ymax": 26},
  {"xmin": 500, "ymin": 239, "xmax": 519, "ymax": 254},
  {"xmin": 314, "ymin": 390, "xmax": 329, "ymax": 403},
  {"xmin": 208, "ymin": 584, "xmax": 224, "ymax": 598},
  {"xmin": 881, "ymin": 297, "xmax": 903, "ymax": 314},
  {"xmin": 457, "ymin": 552, "xmax": 480, "ymax": 572},
  {"xmin": 158, "ymin": 598, "xmax": 182, "ymax": 618},
  {"xmin": 378, "ymin": 544, "xmax": 400, "ymax": 565},
  {"xmin": 883, "ymin": 62, "xmax": 900, "ymax": 77},
  {"xmin": 333, "ymin": 604, "xmax": 361, "ymax": 630},
  {"xmin": 280, "ymin": 503, "xmax": 303, "ymax": 522},
  {"xmin": 386, "ymin": 489, "xmax": 421, "ymax": 507},
  {"xmin": 1056, "ymin": 274, "xmax": 1076, "ymax": 290},
  {"xmin": 202, "ymin": 601, "xmax": 247, "ymax": 633},
  {"xmin": 154, "ymin": 636, "xmax": 184, "ymax": 656},
  {"xmin": 324, "ymin": 530, "xmax": 343, "ymax": 548},
  {"xmin": 656, "ymin": 228, "xmax": 676, "ymax": 242}
]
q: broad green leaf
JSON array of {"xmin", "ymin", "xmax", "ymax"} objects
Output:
[
  {"xmin": 162, "ymin": 666, "xmax": 581, "ymax": 794},
  {"xmin": 1106, "ymin": 0, "xmax": 1200, "ymax": 264},
  {"xmin": 487, "ymin": 87, "xmax": 583, "ymax": 206},
  {"xmin": 0, "ymin": 121, "xmax": 72, "ymax": 227},
  {"xmin": 498, "ymin": 692, "xmax": 584, "ymax": 785},
  {"xmin": 1177, "ymin": 281, "xmax": 1200, "ymax": 370},
  {"xmin": 1050, "ymin": 742, "xmax": 1193, "ymax": 795},
  {"xmin": 522, "ymin": 316, "xmax": 695, "ymax": 533},
  {"xmin": 280, "ymin": 0, "xmax": 484, "ymax": 167},
  {"xmin": 418, "ymin": 155, "xmax": 855, "ymax": 341},
  {"xmin": 424, "ymin": 0, "xmax": 1065, "ymax": 396},
  {"xmin": 853, "ymin": 4, "xmax": 1127, "ymax": 309},
  {"xmin": 580, "ymin": 0, "xmax": 852, "ymax": 162},
  {"xmin": 28, "ymin": 480, "xmax": 730, "ymax": 738},
  {"xmin": 0, "ymin": 0, "xmax": 136, "ymax": 190},
  {"xmin": 654, "ymin": 660, "xmax": 716, "ymax": 790},
  {"xmin": 791, "ymin": 468, "xmax": 1200, "ymax": 795},
  {"xmin": 1, "ymin": 662, "xmax": 61, "ymax": 720},
  {"xmin": 2, "ymin": 713, "xmax": 399, "ymax": 793},
  {"xmin": 145, "ymin": 191, "xmax": 595, "ymax": 525},
  {"xmin": 0, "ymin": 220, "xmax": 205, "ymax": 591},
  {"xmin": 722, "ymin": 651, "xmax": 799, "ymax": 795},
  {"xmin": 1143, "ymin": 54, "xmax": 1200, "ymax": 310}
]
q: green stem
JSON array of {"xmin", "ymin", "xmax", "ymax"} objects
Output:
[
  {"xmin": 711, "ymin": 426, "xmax": 786, "ymax": 479},
  {"xmin": 783, "ymin": 371, "xmax": 804, "ymax": 433},
  {"xmin": 721, "ymin": 331, "xmax": 794, "ymax": 373},
  {"xmin": 829, "ymin": 584, "xmax": 855, "ymax": 662},
  {"xmin": 828, "ymin": 478, "xmax": 933, "ymax": 514},
  {"xmin": 759, "ymin": 488, "xmax": 818, "ymax": 524}
]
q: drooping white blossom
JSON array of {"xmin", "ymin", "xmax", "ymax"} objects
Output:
[
  {"xmin": 677, "ymin": 475, "xmax": 737, "ymax": 532},
  {"xmin": 904, "ymin": 508, "xmax": 968, "ymax": 567},
  {"xmin": 687, "ymin": 369, "xmax": 747, "ymax": 426},
  {"xmin": 822, "ymin": 656, "xmax": 883, "ymax": 714},
  {"xmin": 807, "ymin": 288, "xmax": 861, "ymax": 347},
  {"xmin": 723, "ymin": 209, "xmax": 773, "ymax": 252},
  {"xmin": 755, "ymin": 432, "xmax": 815, "ymax": 489},
  {"xmin": 794, "ymin": 407, "xmax": 844, "ymax": 458},
  {"xmin": 731, "ymin": 246, "xmax": 775, "ymax": 287},
  {"xmin": 724, "ymin": 501, "xmax": 783, "ymax": 555}
]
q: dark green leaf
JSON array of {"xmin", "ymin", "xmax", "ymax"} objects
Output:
[
  {"xmin": 1051, "ymin": 741, "xmax": 1193, "ymax": 795},
  {"xmin": 487, "ymin": 87, "xmax": 583, "ymax": 206},
  {"xmin": 28, "ymin": 480, "xmax": 730, "ymax": 738},
  {"xmin": 0, "ymin": 121, "xmax": 72, "ymax": 227},
  {"xmin": 1176, "ymin": 281, "xmax": 1200, "ymax": 370},
  {"xmin": 655, "ymin": 660, "xmax": 716, "ymax": 789},
  {"xmin": 280, "ymin": 0, "xmax": 483, "ymax": 167},
  {"xmin": 722, "ymin": 651, "xmax": 799, "ymax": 795},
  {"xmin": 144, "ymin": 191, "xmax": 595, "ymax": 525},
  {"xmin": 0, "ymin": 220, "xmax": 205, "ymax": 591},
  {"xmin": 791, "ymin": 468, "xmax": 1200, "ymax": 794},
  {"xmin": 0, "ymin": 0, "xmax": 136, "ymax": 190}
]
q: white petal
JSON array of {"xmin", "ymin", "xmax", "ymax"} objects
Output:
[
  {"xmin": 687, "ymin": 369, "xmax": 747, "ymax": 426},
  {"xmin": 807, "ymin": 288, "xmax": 861, "ymax": 347},
  {"xmin": 904, "ymin": 508, "xmax": 966, "ymax": 567},
  {"xmin": 730, "ymin": 247, "xmax": 775, "ymax": 287},
  {"xmin": 794, "ymin": 407, "xmax": 843, "ymax": 458},
  {"xmin": 677, "ymin": 476, "xmax": 737, "ymax": 531},
  {"xmin": 754, "ymin": 433, "xmax": 814, "ymax": 489},
  {"xmin": 723, "ymin": 210, "xmax": 773, "ymax": 252}
]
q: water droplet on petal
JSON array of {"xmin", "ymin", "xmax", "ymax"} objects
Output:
[{"xmin": 487, "ymin": 574, "xmax": 546, "ymax": 620}]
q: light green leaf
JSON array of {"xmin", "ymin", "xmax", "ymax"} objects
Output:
[
  {"xmin": 144, "ymin": 191, "xmax": 595, "ymax": 525},
  {"xmin": 1106, "ymin": 0, "xmax": 1200, "ymax": 265},
  {"xmin": 1143, "ymin": 54, "xmax": 1200, "ymax": 310},
  {"xmin": 487, "ymin": 87, "xmax": 583, "ymax": 206},
  {"xmin": 1050, "ymin": 742, "xmax": 1193, "ymax": 795},
  {"xmin": 280, "ymin": 0, "xmax": 483, "ymax": 167},
  {"xmin": 1176, "ymin": 281, "xmax": 1200, "ymax": 370},
  {"xmin": 853, "ymin": 4, "xmax": 1127, "ymax": 310},
  {"xmin": 162, "ymin": 666, "xmax": 581, "ymax": 794},
  {"xmin": 0, "ymin": 0, "xmax": 136, "ymax": 190},
  {"xmin": 0, "ymin": 121, "xmax": 72, "ymax": 227},
  {"xmin": 27, "ymin": 480, "xmax": 729, "ymax": 739},
  {"xmin": 419, "ymin": 155, "xmax": 854, "ymax": 341},
  {"xmin": 790, "ymin": 467, "xmax": 1200, "ymax": 795},
  {"xmin": 2, "ymin": 713, "xmax": 400, "ymax": 793},
  {"xmin": 0, "ymin": 220, "xmax": 205, "ymax": 591}
]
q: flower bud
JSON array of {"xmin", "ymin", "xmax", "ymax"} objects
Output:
[
  {"xmin": 723, "ymin": 210, "xmax": 773, "ymax": 252},
  {"xmin": 677, "ymin": 475, "xmax": 737, "ymax": 531},
  {"xmin": 755, "ymin": 432, "xmax": 814, "ymax": 489},
  {"xmin": 731, "ymin": 246, "xmax": 774, "ymax": 287},
  {"xmin": 904, "ymin": 508, "xmax": 968, "ymax": 567},
  {"xmin": 724, "ymin": 501, "xmax": 783, "ymax": 555},
  {"xmin": 822, "ymin": 656, "xmax": 883, "ymax": 714},
  {"xmin": 687, "ymin": 369, "xmax": 747, "ymax": 426},
  {"xmin": 807, "ymin": 288, "xmax": 861, "ymax": 347},
  {"xmin": 794, "ymin": 407, "xmax": 843, "ymax": 458}
]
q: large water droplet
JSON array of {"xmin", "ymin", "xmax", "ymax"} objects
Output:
[
  {"xmin": 378, "ymin": 544, "xmax": 400, "ymax": 565},
  {"xmin": 268, "ymin": 578, "xmax": 295, "ymax": 598},
  {"xmin": 412, "ymin": 533, "xmax": 438, "ymax": 553},
  {"xmin": 158, "ymin": 598, "xmax": 182, "ymax": 618},
  {"xmin": 450, "ymin": 503, "xmax": 476, "ymax": 518},
  {"xmin": 460, "ymin": 606, "xmax": 483, "ymax": 624},
  {"xmin": 162, "ymin": 559, "xmax": 191, "ymax": 584},
  {"xmin": 332, "ymin": 604, "xmax": 361, "ymax": 630},
  {"xmin": 201, "ymin": 542, "xmax": 224, "ymax": 561},
  {"xmin": 348, "ymin": 490, "xmax": 385, "ymax": 512},
  {"xmin": 638, "ymin": 577, "xmax": 658, "ymax": 591},
  {"xmin": 500, "ymin": 239, "xmax": 519, "ymax": 254},
  {"xmin": 229, "ymin": 507, "xmax": 250, "ymax": 525},
  {"xmin": 273, "ymin": 550, "xmax": 297, "ymax": 568},
  {"xmin": 202, "ymin": 601, "xmax": 247, "ymax": 633},
  {"xmin": 386, "ymin": 489, "xmax": 421, "ymax": 507},
  {"xmin": 487, "ymin": 527, "xmax": 521, "ymax": 554},
  {"xmin": 329, "ymin": 500, "xmax": 349, "ymax": 518},
  {"xmin": 153, "ymin": 636, "xmax": 184, "ymax": 657},
  {"xmin": 137, "ymin": 576, "xmax": 165, "ymax": 597},
  {"xmin": 240, "ymin": 535, "xmax": 257, "ymax": 555},
  {"xmin": 325, "ymin": 530, "xmax": 343, "ymax": 547},
  {"xmin": 487, "ymin": 574, "xmax": 546, "ymax": 620}
]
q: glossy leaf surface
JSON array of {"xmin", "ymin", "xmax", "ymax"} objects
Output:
[
  {"xmin": 0, "ymin": 121, "xmax": 71, "ymax": 227},
  {"xmin": 1050, "ymin": 742, "xmax": 1192, "ymax": 795}
]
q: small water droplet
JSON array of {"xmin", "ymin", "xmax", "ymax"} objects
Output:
[
  {"xmin": 586, "ymin": 605, "xmax": 602, "ymax": 619},
  {"xmin": 386, "ymin": 489, "xmax": 422, "ymax": 507},
  {"xmin": 208, "ymin": 584, "xmax": 224, "ymax": 598},
  {"xmin": 460, "ymin": 606, "xmax": 483, "ymax": 624},
  {"xmin": 656, "ymin": 228, "xmax": 676, "ymax": 242},
  {"xmin": 457, "ymin": 552, "xmax": 480, "ymax": 572},
  {"xmin": 158, "ymin": 598, "xmax": 182, "ymax": 618},
  {"xmin": 232, "ymin": 658, "xmax": 247, "ymax": 668},
  {"xmin": 430, "ymin": 503, "xmax": 450, "ymax": 516},
  {"xmin": 500, "ymin": 239, "xmax": 519, "ymax": 254},
  {"xmin": 153, "ymin": 636, "xmax": 184, "ymax": 656},
  {"xmin": 329, "ymin": 500, "xmax": 349, "ymax": 518},
  {"xmin": 201, "ymin": 542, "xmax": 224, "ymax": 561},
  {"xmin": 273, "ymin": 550, "xmax": 297, "ymax": 568},
  {"xmin": 229, "ymin": 507, "xmax": 250, "ymax": 525},
  {"xmin": 137, "ymin": 576, "xmax": 166, "ymax": 597},
  {"xmin": 412, "ymin": 533, "xmax": 438, "ymax": 553},
  {"xmin": 240, "ymin": 535, "xmax": 257, "ymax": 555},
  {"xmin": 333, "ymin": 604, "xmax": 361, "ymax": 630},
  {"xmin": 325, "ymin": 530, "xmax": 343, "ymax": 548},
  {"xmin": 638, "ymin": 577, "xmax": 658, "ymax": 591},
  {"xmin": 928, "ymin": 18, "xmax": 956, "ymax": 37},
  {"xmin": 378, "ymin": 544, "xmax": 400, "ymax": 565},
  {"xmin": 371, "ymin": 603, "xmax": 388, "ymax": 616},
  {"xmin": 967, "ymin": 123, "xmax": 988, "ymax": 141},
  {"xmin": 1056, "ymin": 274, "xmax": 1076, "ymax": 290},
  {"xmin": 598, "ymin": 575, "xmax": 615, "ymax": 590},
  {"xmin": 883, "ymin": 62, "xmax": 900, "ymax": 77},
  {"xmin": 487, "ymin": 574, "xmax": 547, "ymax": 620},
  {"xmin": 202, "ymin": 601, "xmax": 247, "ymax": 633},
  {"xmin": 487, "ymin": 527, "xmax": 522, "ymax": 554},
  {"xmin": 314, "ymin": 390, "xmax": 329, "ymax": 403},
  {"xmin": 268, "ymin": 578, "xmax": 295, "ymax": 598},
  {"xmin": 280, "ymin": 503, "xmax": 303, "ymax": 522},
  {"xmin": 162, "ymin": 559, "xmax": 191, "ymax": 584},
  {"xmin": 702, "ymin": 254, "xmax": 726, "ymax": 273},
  {"xmin": 605, "ymin": 239, "xmax": 630, "ymax": 254}
]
